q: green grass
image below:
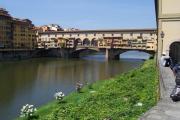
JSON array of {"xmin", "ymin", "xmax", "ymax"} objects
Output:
[{"xmin": 18, "ymin": 60, "xmax": 158, "ymax": 120}]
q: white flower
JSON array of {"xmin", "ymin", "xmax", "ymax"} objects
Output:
[
  {"xmin": 20, "ymin": 104, "xmax": 37, "ymax": 118},
  {"xmin": 54, "ymin": 91, "xmax": 65, "ymax": 101},
  {"xmin": 135, "ymin": 102, "xmax": 143, "ymax": 107}
]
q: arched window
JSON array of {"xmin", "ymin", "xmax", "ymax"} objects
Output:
[
  {"xmin": 74, "ymin": 38, "xmax": 82, "ymax": 47},
  {"xmin": 91, "ymin": 38, "xmax": 98, "ymax": 46},
  {"xmin": 83, "ymin": 38, "xmax": 90, "ymax": 46}
]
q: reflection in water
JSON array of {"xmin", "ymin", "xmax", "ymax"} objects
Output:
[{"xmin": 0, "ymin": 55, "xmax": 143, "ymax": 120}]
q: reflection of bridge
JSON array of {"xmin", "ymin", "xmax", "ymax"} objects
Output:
[{"xmin": 37, "ymin": 29, "xmax": 157, "ymax": 59}]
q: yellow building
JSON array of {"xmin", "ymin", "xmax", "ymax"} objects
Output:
[
  {"xmin": 0, "ymin": 8, "xmax": 13, "ymax": 48},
  {"xmin": 13, "ymin": 18, "xmax": 36, "ymax": 49},
  {"xmin": 0, "ymin": 8, "xmax": 36, "ymax": 50},
  {"xmin": 155, "ymin": 0, "xmax": 180, "ymax": 63}
]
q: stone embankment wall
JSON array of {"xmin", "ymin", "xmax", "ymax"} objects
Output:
[
  {"xmin": 0, "ymin": 48, "xmax": 72, "ymax": 60},
  {"xmin": 0, "ymin": 50, "xmax": 32, "ymax": 60}
]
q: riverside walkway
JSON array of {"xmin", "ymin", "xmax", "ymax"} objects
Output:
[{"xmin": 140, "ymin": 63, "xmax": 180, "ymax": 120}]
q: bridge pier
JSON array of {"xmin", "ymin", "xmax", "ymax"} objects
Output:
[
  {"xmin": 105, "ymin": 48, "xmax": 109, "ymax": 60},
  {"xmin": 105, "ymin": 48, "xmax": 120, "ymax": 60}
]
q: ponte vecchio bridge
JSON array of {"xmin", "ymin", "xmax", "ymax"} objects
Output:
[{"xmin": 37, "ymin": 29, "xmax": 157, "ymax": 59}]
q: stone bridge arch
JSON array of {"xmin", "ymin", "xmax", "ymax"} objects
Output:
[
  {"xmin": 70, "ymin": 38, "xmax": 100, "ymax": 58},
  {"xmin": 106, "ymin": 49, "xmax": 155, "ymax": 60},
  {"xmin": 70, "ymin": 47, "xmax": 99, "ymax": 58}
]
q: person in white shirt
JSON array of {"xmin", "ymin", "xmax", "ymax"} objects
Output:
[{"xmin": 160, "ymin": 52, "xmax": 172, "ymax": 67}]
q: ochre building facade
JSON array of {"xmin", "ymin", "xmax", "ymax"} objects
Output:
[{"xmin": 0, "ymin": 8, "xmax": 36, "ymax": 50}]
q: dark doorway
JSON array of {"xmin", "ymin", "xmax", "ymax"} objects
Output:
[{"xmin": 170, "ymin": 42, "xmax": 180, "ymax": 65}]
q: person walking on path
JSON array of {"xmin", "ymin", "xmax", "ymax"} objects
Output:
[{"xmin": 160, "ymin": 52, "xmax": 180, "ymax": 101}]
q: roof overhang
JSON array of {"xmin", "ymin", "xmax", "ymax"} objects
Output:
[{"xmin": 39, "ymin": 28, "xmax": 157, "ymax": 34}]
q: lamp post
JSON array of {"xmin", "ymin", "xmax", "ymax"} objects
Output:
[{"xmin": 160, "ymin": 31, "xmax": 165, "ymax": 55}]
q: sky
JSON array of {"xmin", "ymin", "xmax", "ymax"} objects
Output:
[{"xmin": 1, "ymin": 0, "xmax": 156, "ymax": 30}]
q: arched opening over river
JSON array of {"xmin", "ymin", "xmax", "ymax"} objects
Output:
[{"xmin": 120, "ymin": 51, "xmax": 151, "ymax": 60}]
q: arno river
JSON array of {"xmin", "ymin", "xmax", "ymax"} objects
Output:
[{"xmin": 0, "ymin": 51, "xmax": 149, "ymax": 120}]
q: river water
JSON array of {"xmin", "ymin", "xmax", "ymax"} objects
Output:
[{"xmin": 0, "ymin": 52, "xmax": 148, "ymax": 120}]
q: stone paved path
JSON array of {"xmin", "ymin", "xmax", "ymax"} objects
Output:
[{"xmin": 140, "ymin": 64, "xmax": 180, "ymax": 120}]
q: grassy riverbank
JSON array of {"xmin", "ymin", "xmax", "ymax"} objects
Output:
[{"xmin": 18, "ymin": 60, "xmax": 158, "ymax": 120}]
